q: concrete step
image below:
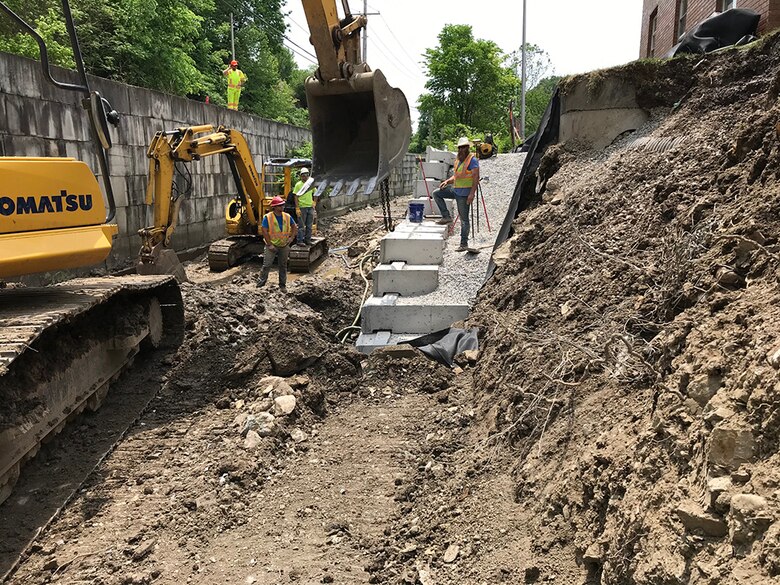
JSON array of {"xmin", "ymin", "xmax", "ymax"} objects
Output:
[
  {"xmin": 372, "ymin": 262, "xmax": 439, "ymax": 297},
  {"xmin": 415, "ymin": 179, "xmax": 439, "ymax": 198},
  {"xmin": 394, "ymin": 219, "xmax": 448, "ymax": 237},
  {"xmin": 421, "ymin": 161, "xmax": 450, "ymax": 180},
  {"xmin": 426, "ymin": 146, "xmax": 456, "ymax": 165},
  {"xmin": 355, "ymin": 331, "xmax": 420, "ymax": 354},
  {"xmin": 380, "ymin": 231, "xmax": 445, "ymax": 265},
  {"xmin": 361, "ymin": 294, "xmax": 469, "ymax": 335}
]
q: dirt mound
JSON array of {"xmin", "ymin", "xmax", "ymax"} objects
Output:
[{"xmin": 460, "ymin": 34, "xmax": 780, "ymax": 584}]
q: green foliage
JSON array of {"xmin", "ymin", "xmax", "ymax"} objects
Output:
[
  {"xmin": 0, "ymin": 0, "xmax": 310, "ymax": 125},
  {"xmin": 287, "ymin": 140, "xmax": 312, "ymax": 159},
  {"xmin": 413, "ymin": 24, "xmax": 519, "ymax": 152},
  {"xmin": 412, "ymin": 28, "xmax": 557, "ymax": 153},
  {"xmin": 0, "ymin": 6, "xmax": 73, "ymax": 67}
]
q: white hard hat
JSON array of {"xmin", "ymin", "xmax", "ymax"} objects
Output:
[
  {"xmin": 457, "ymin": 136, "xmax": 471, "ymax": 148},
  {"xmin": 300, "ymin": 167, "xmax": 310, "ymax": 174}
]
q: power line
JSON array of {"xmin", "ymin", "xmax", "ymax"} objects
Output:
[
  {"xmin": 219, "ymin": 0, "xmax": 318, "ymax": 63},
  {"xmin": 377, "ymin": 14, "xmax": 424, "ymax": 75},
  {"xmin": 285, "ymin": 42, "xmax": 317, "ymax": 65},
  {"xmin": 255, "ymin": 11, "xmax": 318, "ymax": 61},
  {"xmin": 373, "ymin": 33, "xmax": 424, "ymax": 81}
]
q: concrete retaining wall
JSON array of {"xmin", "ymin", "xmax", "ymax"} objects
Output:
[
  {"xmin": 558, "ymin": 77, "xmax": 649, "ymax": 150},
  {"xmin": 0, "ymin": 51, "xmax": 417, "ymax": 269}
]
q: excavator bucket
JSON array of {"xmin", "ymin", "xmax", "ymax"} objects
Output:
[{"xmin": 305, "ymin": 69, "xmax": 411, "ymax": 194}]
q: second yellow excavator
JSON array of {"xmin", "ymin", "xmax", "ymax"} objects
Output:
[{"xmin": 137, "ymin": 125, "xmax": 328, "ymax": 274}]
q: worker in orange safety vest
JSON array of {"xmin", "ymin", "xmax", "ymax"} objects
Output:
[
  {"xmin": 222, "ymin": 60, "xmax": 247, "ymax": 111},
  {"xmin": 433, "ymin": 136, "xmax": 480, "ymax": 251},
  {"xmin": 258, "ymin": 196, "xmax": 298, "ymax": 291}
]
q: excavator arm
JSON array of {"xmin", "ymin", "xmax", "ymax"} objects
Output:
[{"xmin": 137, "ymin": 125, "xmax": 265, "ymax": 280}]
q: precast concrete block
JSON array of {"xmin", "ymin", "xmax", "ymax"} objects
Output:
[
  {"xmin": 360, "ymin": 294, "xmax": 470, "ymax": 334},
  {"xmin": 415, "ymin": 179, "xmax": 439, "ymax": 198},
  {"xmin": 422, "ymin": 161, "xmax": 450, "ymax": 180},
  {"xmin": 425, "ymin": 146, "xmax": 455, "ymax": 165},
  {"xmin": 356, "ymin": 330, "xmax": 392, "ymax": 353},
  {"xmin": 380, "ymin": 231, "xmax": 445, "ymax": 265},
  {"xmin": 394, "ymin": 221, "xmax": 448, "ymax": 237},
  {"xmin": 372, "ymin": 262, "xmax": 439, "ymax": 296}
]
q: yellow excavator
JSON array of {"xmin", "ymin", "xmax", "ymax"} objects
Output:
[
  {"xmin": 0, "ymin": 0, "xmax": 184, "ymax": 504},
  {"xmin": 137, "ymin": 127, "xmax": 328, "ymax": 274},
  {"xmin": 137, "ymin": 0, "xmax": 411, "ymax": 276}
]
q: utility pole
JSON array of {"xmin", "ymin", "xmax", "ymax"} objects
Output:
[
  {"xmin": 363, "ymin": 0, "xmax": 368, "ymax": 62},
  {"xmin": 230, "ymin": 12, "xmax": 235, "ymax": 60},
  {"xmin": 520, "ymin": 0, "xmax": 527, "ymax": 142}
]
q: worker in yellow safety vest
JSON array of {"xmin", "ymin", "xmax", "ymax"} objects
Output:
[
  {"xmin": 222, "ymin": 60, "xmax": 247, "ymax": 111},
  {"xmin": 258, "ymin": 196, "xmax": 298, "ymax": 291},
  {"xmin": 433, "ymin": 136, "xmax": 480, "ymax": 251}
]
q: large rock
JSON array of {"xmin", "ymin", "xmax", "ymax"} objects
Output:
[
  {"xmin": 244, "ymin": 430, "xmax": 262, "ymax": 450},
  {"xmin": 730, "ymin": 494, "xmax": 773, "ymax": 551},
  {"xmin": 274, "ymin": 395, "xmax": 297, "ymax": 416},
  {"xmin": 675, "ymin": 501, "xmax": 728, "ymax": 537},
  {"xmin": 243, "ymin": 412, "xmax": 277, "ymax": 438},
  {"xmin": 707, "ymin": 424, "xmax": 754, "ymax": 471},
  {"xmin": 256, "ymin": 376, "xmax": 294, "ymax": 398}
]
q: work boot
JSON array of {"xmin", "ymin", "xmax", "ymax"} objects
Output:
[
  {"xmin": 257, "ymin": 279, "xmax": 267, "ymax": 288},
  {"xmin": 436, "ymin": 217, "xmax": 453, "ymax": 225},
  {"xmin": 456, "ymin": 245, "xmax": 468, "ymax": 252},
  {"xmin": 279, "ymin": 285, "xmax": 287, "ymax": 293}
]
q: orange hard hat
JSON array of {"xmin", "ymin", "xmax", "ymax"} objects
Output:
[
  {"xmin": 270, "ymin": 196, "xmax": 285, "ymax": 207},
  {"xmin": 230, "ymin": 60, "xmax": 238, "ymax": 66}
]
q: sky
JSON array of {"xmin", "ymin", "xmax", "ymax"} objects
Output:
[{"xmin": 282, "ymin": 0, "xmax": 645, "ymax": 125}]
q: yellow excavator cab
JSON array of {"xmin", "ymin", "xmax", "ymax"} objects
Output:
[{"xmin": 0, "ymin": 157, "xmax": 117, "ymax": 278}]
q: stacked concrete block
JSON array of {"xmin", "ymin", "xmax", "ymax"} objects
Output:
[
  {"xmin": 412, "ymin": 147, "xmax": 458, "ymax": 219},
  {"xmin": 355, "ymin": 215, "xmax": 468, "ymax": 354}
]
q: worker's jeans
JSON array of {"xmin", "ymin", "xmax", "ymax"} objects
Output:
[
  {"xmin": 297, "ymin": 207, "xmax": 315, "ymax": 245},
  {"xmin": 258, "ymin": 244, "xmax": 290, "ymax": 288},
  {"xmin": 433, "ymin": 187, "xmax": 470, "ymax": 247}
]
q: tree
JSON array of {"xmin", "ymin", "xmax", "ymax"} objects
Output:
[
  {"xmin": 509, "ymin": 43, "xmax": 552, "ymax": 91},
  {"xmin": 413, "ymin": 24, "xmax": 519, "ymax": 153},
  {"xmin": 0, "ymin": 0, "xmax": 310, "ymax": 124}
]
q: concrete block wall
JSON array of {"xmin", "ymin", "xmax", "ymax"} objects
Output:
[
  {"xmin": 0, "ymin": 51, "xmax": 311, "ymax": 268},
  {"xmin": 639, "ymin": 0, "xmax": 780, "ymax": 58}
]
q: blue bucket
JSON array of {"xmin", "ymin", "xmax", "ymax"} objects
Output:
[{"xmin": 408, "ymin": 202, "xmax": 424, "ymax": 223}]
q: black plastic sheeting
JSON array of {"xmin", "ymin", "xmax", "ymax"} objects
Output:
[
  {"xmin": 486, "ymin": 88, "xmax": 561, "ymax": 279},
  {"xmin": 667, "ymin": 9, "xmax": 760, "ymax": 57},
  {"xmin": 406, "ymin": 328, "xmax": 479, "ymax": 367}
]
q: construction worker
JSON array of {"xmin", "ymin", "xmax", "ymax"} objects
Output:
[
  {"xmin": 293, "ymin": 167, "xmax": 318, "ymax": 246},
  {"xmin": 433, "ymin": 136, "xmax": 480, "ymax": 251},
  {"xmin": 222, "ymin": 60, "xmax": 247, "ymax": 111},
  {"xmin": 258, "ymin": 196, "xmax": 298, "ymax": 291}
]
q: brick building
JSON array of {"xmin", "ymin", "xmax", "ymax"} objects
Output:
[{"xmin": 640, "ymin": 0, "xmax": 780, "ymax": 58}]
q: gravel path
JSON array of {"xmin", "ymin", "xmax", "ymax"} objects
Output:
[{"xmin": 396, "ymin": 153, "xmax": 526, "ymax": 307}]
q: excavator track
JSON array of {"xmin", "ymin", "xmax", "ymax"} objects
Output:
[
  {"xmin": 207, "ymin": 236, "xmax": 264, "ymax": 272},
  {"xmin": 289, "ymin": 237, "xmax": 329, "ymax": 273},
  {"xmin": 0, "ymin": 275, "xmax": 184, "ymax": 506}
]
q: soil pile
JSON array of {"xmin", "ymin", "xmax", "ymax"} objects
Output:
[{"xmin": 460, "ymin": 34, "xmax": 780, "ymax": 584}]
